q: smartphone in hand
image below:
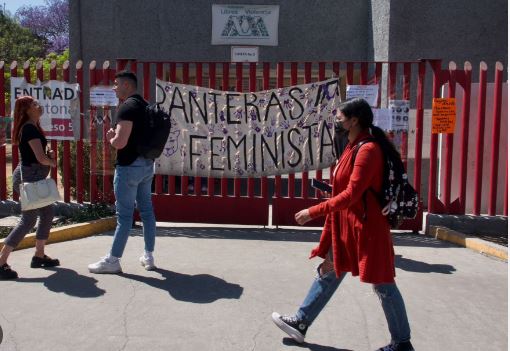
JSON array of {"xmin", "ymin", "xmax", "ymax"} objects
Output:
[{"xmin": 311, "ymin": 178, "xmax": 332, "ymax": 193}]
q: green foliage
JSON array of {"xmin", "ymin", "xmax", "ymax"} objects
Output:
[
  {"xmin": 0, "ymin": 12, "xmax": 46, "ymax": 63},
  {"xmin": 56, "ymin": 203, "xmax": 115, "ymax": 226},
  {"xmin": 57, "ymin": 140, "xmax": 116, "ymax": 202},
  {"xmin": 2, "ymin": 49, "xmax": 70, "ymax": 121},
  {"xmin": 0, "ymin": 226, "xmax": 10, "ymax": 239},
  {"xmin": 26, "ymin": 48, "xmax": 70, "ymax": 81}
]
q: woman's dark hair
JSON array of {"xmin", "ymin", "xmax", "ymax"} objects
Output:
[{"xmin": 339, "ymin": 98, "xmax": 401, "ymax": 163}]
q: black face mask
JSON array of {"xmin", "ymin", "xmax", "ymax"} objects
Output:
[
  {"xmin": 334, "ymin": 121, "xmax": 349, "ymax": 158},
  {"xmin": 334, "ymin": 121, "xmax": 349, "ymax": 137}
]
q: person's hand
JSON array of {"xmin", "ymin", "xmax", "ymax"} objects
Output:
[
  {"xmin": 106, "ymin": 128, "xmax": 116, "ymax": 141},
  {"xmin": 319, "ymin": 259, "xmax": 334, "ymax": 275},
  {"xmin": 295, "ymin": 209, "xmax": 312, "ymax": 225},
  {"xmin": 47, "ymin": 149, "xmax": 55, "ymax": 159},
  {"xmin": 48, "ymin": 159, "xmax": 57, "ymax": 168},
  {"xmin": 318, "ymin": 190, "xmax": 331, "ymax": 198}
]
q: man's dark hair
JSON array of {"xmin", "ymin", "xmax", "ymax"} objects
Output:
[{"xmin": 115, "ymin": 70, "xmax": 137, "ymax": 88}]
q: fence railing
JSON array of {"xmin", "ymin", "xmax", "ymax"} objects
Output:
[{"xmin": 0, "ymin": 59, "xmax": 507, "ymax": 228}]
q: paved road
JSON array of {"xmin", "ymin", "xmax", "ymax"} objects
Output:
[{"xmin": 0, "ymin": 225, "xmax": 507, "ymax": 351}]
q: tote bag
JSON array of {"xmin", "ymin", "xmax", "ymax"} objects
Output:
[{"xmin": 19, "ymin": 167, "xmax": 61, "ymax": 211}]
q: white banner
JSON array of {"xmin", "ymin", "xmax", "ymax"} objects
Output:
[
  {"xmin": 211, "ymin": 4, "xmax": 279, "ymax": 46},
  {"xmin": 11, "ymin": 77, "xmax": 80, "ymax": 140},
  {"xmin": 155, "ymin": 78, "xmax": 341, "ymax": 177}
]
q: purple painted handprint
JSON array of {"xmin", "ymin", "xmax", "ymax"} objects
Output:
[
  {"xmin": 264, "ymin": 126, "xmax": 275, "ymax": 137},
  {"xmin": 163, "ymin": 128, "xmax": 181, "ymax": 158}
]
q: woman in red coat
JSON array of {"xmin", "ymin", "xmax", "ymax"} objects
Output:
[{"xmin": 272, "ymin": 98, "xmax": 414, "ymax": 351}]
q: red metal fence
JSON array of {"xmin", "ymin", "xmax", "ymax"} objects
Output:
[{"xmin": 0, "ymin": 59, "xmax": 507, "ymax": 230}]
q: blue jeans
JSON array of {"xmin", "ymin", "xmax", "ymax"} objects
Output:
[
  {"xmin": 296, "ymin": 265, "xmax": 411, "ymax": 344},
  {"xmin": 296, "ymin": 266, "xmax": 346, "ymax": 324},
  {"xmin": 373, "ymin": 283, "xmax": 411, "ymax": 344},
  {"xmin": 110, "ymin": 157, "xmax": 156, "ymax": 258}
]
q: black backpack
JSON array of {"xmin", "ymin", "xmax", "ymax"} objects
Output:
[
  {"xmin": 137, "ymin": 103, "xmax": 171, "ymax": 160},
  {"xmin": 352, "ymin": 139, "xmax": 419, "ymax": 229}
]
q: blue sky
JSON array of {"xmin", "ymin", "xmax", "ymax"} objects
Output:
[{"xmin": 2, "ymin": 0, "xmax": 47, "ymax": 15}]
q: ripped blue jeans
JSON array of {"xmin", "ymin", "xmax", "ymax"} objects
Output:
[{"xmin": 296, "ymin": 264, "xmax": 411, "ymax": 344}]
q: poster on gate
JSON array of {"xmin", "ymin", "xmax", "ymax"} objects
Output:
[
  {"xmin": 154, "ymin": 78, "xmax": 341, "ymax": 178},
  {"xmin": 346, "ymin": 85, "xmax": 379, "ymax": 107},
  {"xmin": 389, "ymin": 100, "xmax": 410, "ymax": 132},
  {"xmin": 90, "ymin": 86, "xmax": 119, "ymax": 107},
  {"xmin": 10, "ymin": 77, "xmax": 81, "ymax": 141},
  {"xmin": 372, "ymin": 108, "xmax": 392, "ymax": 131},
  {"xmin": 432, "ymin": 98, "xmax": 456, "ymax": 133}
]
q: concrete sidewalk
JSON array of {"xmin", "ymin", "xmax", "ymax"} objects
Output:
[{"xmin": 0, "ymin": 225, "xmax": 507, "ymax": 351}]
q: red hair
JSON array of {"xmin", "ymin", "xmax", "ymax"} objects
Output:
[{"xmin": 12, "ymin": 96, "xmax": 45, "ymax": 144}]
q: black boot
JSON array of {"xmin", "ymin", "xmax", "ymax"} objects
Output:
[
  {"xmin": 31, "ymin": 255, "xmax": 60, "ymax": 268},
  {"xmin": 377, "ymin": 341, "xmax": 415, "ymax": 351},
  {"xmin": 0, "ymin": 263, "xmax": 18, "ymax": 280}
]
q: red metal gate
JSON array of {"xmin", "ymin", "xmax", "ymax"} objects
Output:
[{"xmin": 0, "ymin": 59, "xmax": 507, "ymax": 229}]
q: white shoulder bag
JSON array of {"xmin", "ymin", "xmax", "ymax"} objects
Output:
[{"xmin": 19, "ymin": 165, "xmax": 61, "ymax": 211}]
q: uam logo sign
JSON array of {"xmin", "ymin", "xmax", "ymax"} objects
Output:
[
  {"xmin": 212, "ymin": 4, "xmax": 279, "ymax": 46},
  {"xmin": 221, "ymin": 15, "xmax": 269, "ymax": 37}
]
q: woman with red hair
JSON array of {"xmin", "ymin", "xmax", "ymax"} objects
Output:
[{"xmin": 0, "ymin": 96, "xmax": 60, "ymax": 280}]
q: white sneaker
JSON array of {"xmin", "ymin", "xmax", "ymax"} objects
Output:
[
  {"xmin": 139, "ymin": 252, "xmax": 156, "ymax": 271},
  {"xmin": 88, "ymin": 255, "xmax": 122, "ymax": 274}
]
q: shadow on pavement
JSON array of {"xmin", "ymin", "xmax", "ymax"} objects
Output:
[
  {"xmin": 395, "ymin": 254, "xmax": 456, "ymax": 274},
  {"xmin": 120, "ymin": 268, "xmax": 243, "ymax": 303},
  {"xmin": 101, "ymin": 227, "xmax": 323, "ymax": 243},
  {"xmin": 282, "ymin": 337, "xmax": 353, "ymax": 351},
  {"xmin": 392, "ymin": 233, "xmax": 454, "ymax": 248},
  {"xmin": 101, "ymin": 227, "xmax": 454, "ymax": 248},
  {"xmin": 16, "ymin": 267, "xmax": 106, "ymax": 298}
]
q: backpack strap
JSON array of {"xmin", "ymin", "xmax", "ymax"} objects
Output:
[
  {"xmin": 351, "ymin": 138, "xmax": 376, "ymax": 221},
  {"xmin": 350, "ymin": 138, "xmax": 375, "ymax": 167}
]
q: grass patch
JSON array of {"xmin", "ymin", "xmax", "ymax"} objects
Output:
[
  {"xmin": 55, "ymin": 203, "xmax": 115, "ymax": 226},
  {"xmin": 0, "ymin": 227, "xmax": 10, "ymax": 239}
]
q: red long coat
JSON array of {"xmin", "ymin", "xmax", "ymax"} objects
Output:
[{"xmin": 308, "ymin": 131, "xmax": 395, "ymax": 284}]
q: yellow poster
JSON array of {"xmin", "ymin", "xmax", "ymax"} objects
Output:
[{"xmin": 432, "ymin": 98, "xmax": 456, "ymax": 134}]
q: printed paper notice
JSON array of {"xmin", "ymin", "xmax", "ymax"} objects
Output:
[
  {"xmin": 90, "ymin": 86, "xmax": 118, "ymax": 107},
  {"xmin": 372, "ymin": 108, "xmax": 392, "ymax": 131},
  {"xmin": 389, "ymin": 100, "xmax": 410, "ymax": 131},
  {"xmin": 432, "ymin": 98, "xmax": 456, "ymax": 133},
  {"xmin": 346, "ymin": 85, "xmax": 379, "ymax": 107}
]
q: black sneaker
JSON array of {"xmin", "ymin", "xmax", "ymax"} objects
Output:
[
  {"xmin": 377, "ymin": 341, "xmax": 415, "ymax": 351},
  {"xmin": 271, "ymin": 312, "xmax": 308, "ymax": 343},
  {"xmin": 31, "ymin": 255, "xmax": 60, "ymax": 268},
  {"xmin": 0, "ymin": 263, "xmax": 18, "ymax": 280}
]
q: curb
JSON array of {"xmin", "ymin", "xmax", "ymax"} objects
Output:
[
  {"xmin": 427, "ymin": 225, "xmax": 507, "ymax": 261},
  {"xmin": 0, "ymin": 216, "xmax": 116, "ymax": 251}
]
